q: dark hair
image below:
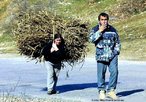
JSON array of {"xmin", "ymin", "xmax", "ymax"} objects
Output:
[
  {"xmin": 98, "ymin": 12, "xmax": 109, "ymax": 21},
  {"xmin": 54, "ymin": 33, "xmax": 64, "ymax": 45},
  {"xmin": 54, "ymin": 33, "xmax": 63, "ymax": 40}
]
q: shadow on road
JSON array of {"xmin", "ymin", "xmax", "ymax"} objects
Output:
[
  {"xmin": 117, "ymin": 89, "xmax": 144, "ymax": 97},
  {"xmin": 41, "ymin": 82, "xmax": 122, "ymax": 93},
  {"xmin": 57, "ymin": 83, "xmax": 98, "ymax": 93},
  {"xmin": 41, "ymin": 82, "xmax": 99, "ymax": 92}
]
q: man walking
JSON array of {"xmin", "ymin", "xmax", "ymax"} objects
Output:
[{"xmin": 89, "ymin": 12, "xmax": 121, "ymax": 100}]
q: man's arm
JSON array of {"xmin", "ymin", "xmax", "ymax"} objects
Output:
[
  {"xmin": 89, "ymin": 29, "xmax": 102, "ymax": 43},
  {"xmin": 114, "ymin": 33, "xmax": 121, "ymax": 55}
]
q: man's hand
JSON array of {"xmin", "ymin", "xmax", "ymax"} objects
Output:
[{"xmin": 99, "ymin": 24, "xmax": 107, "ymax": 33}]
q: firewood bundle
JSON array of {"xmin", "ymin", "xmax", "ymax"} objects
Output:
[{"xmin": 12, "ymin": 9, "xmax": 89, "ymax": 65}]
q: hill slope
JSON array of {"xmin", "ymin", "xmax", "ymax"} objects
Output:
[{"xmin": 0, "ymin": 0, "xmax": 146, "ymax": 60}]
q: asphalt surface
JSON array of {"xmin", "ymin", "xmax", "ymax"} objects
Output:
[{"xmin": 0, "ymin": 55, "xmax": 146, "ymax": 102}]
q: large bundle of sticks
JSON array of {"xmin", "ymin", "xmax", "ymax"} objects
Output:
[
  {"xmin": 63, "ymin": 20, "xmax": 89, "ymax": 65},
  {"xmin": 12, "ymin": 9, "xmax": 89, "ymax": 65}
]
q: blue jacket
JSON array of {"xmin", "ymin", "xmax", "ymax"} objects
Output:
[{"xmin": 89, "ymin": 24, "xmax": 121, "ymax": 62}]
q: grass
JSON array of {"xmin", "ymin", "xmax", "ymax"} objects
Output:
[
  {"xmin": 0, "ymin": 0, "xmax": 146, "ymax": 60},
  {"xmin": 0, "ymin": 0, "xmax": 11, "ymax": 21},
  {"xmin": 113, "ymin": 12, "xmax": 146, "ymax": 41},
  {"xmin": 119, "ymin": 39, "xmax": 146, "ymax": 61},
  {"xmin": 111, "ymin": 12, "xmax": 146, "ymax": 60},
  {"xmin": 0, "ymin": 34, "xmax": 18, "ymax": 54},
  {"xmin": 0, "ymin": 96, "xmax": 81, "ymax": 102},
  {"xmin": 55, "ymin": 0, "xmax": 118, "ymax": 25}
]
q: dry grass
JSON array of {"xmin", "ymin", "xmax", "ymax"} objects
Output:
[
  {"xmin": 109, "ymin": 0, "xmax": 146, "ymax": 20},
  {"xmin": 0, "ymin": 0, "xmax": 11, "ymax": 21},
  {"xmin": 0, "ymin": 96, "xmax": 81, "ymax": 102},
  {"xmin": 119, "ymin": 39, "xmax": 146, "ymax": 61},
  {"xmin": 0, "ymin": 34, "xmax": 17, "ymax": 54}
]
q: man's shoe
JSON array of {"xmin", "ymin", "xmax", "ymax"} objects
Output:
[
  {"xmin": 99, "ymin": 90, "xmax": 106, "ymax": 100},
  {"xmin": 47, "ymin": 90, "xmax": 59, "ymax": 95},
  {"xmin": 107, "ymin": 89, "xmax": 118, "ymax": 100}
]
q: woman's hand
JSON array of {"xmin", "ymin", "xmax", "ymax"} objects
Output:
[{"xmin": 50, "ymin": 42, "xmax": 59, "ymax": 53}]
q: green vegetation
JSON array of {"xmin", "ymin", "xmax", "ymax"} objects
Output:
[
  {"xmin": 55, "ymin": 0, "xmax": 118, "ymax": 25},
  {"xmin": 0, "ymin": 0, "xmax": 146, "ymax": 60},
  {"xmin": 113, "ymin": 12, "xmax": 146, "ymax": 60},
  {"xmin": 0, "ymin": 34, "xmax": 17, "ymax": 53},
  {"xmin": 114, "ymin": 12, "xmax": 146, "ymax": 41}
]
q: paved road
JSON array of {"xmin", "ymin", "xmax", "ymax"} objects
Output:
[{"xmin": 0, "ymin": 56, "xmax": 146, "ymax": 102}]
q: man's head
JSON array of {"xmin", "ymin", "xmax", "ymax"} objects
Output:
[{"xmin": 98, "ymin": 12, "xmax": 109, "ymax": 26}]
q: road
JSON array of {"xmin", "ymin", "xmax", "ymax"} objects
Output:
[{"xmin": 0, "ymin": 55, "xmax": 146, "ymax": 102}]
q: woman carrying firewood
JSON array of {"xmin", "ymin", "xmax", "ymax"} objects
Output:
[{"xmin": 41, "ymin": 33, "xmax": 65, "ymax": 95}]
